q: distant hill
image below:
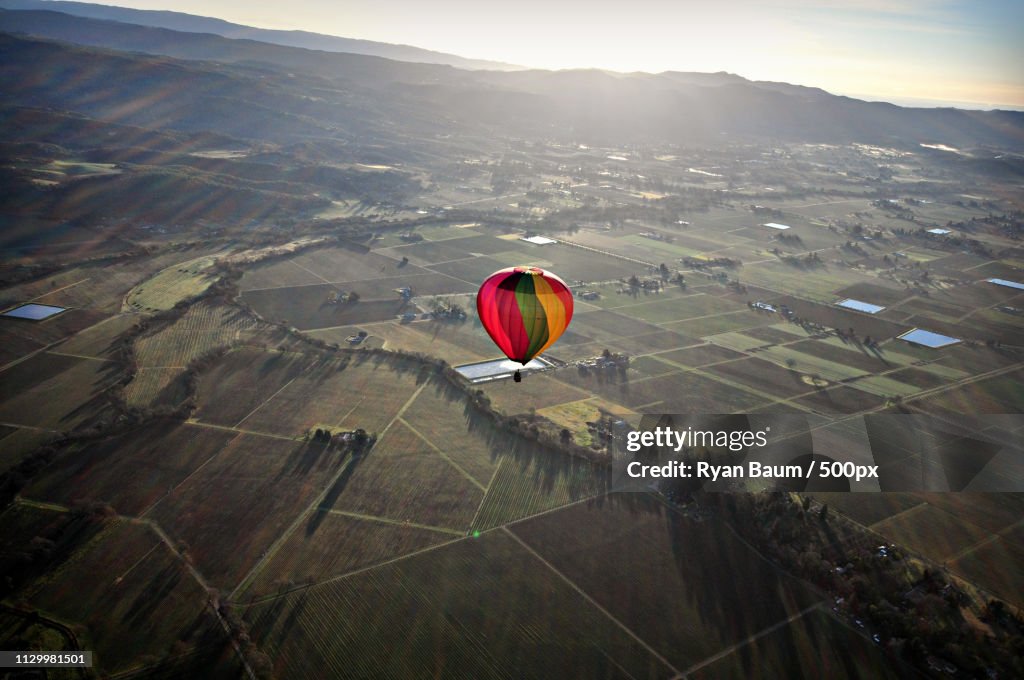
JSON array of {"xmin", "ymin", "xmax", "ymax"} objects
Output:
[
  {"xmin": 0, "ymin": 0, "xmax": 522, "ymax": 70},
  {"xmin": 2, "ymin": 11, "xmax": 1023, "ymax": 153}
]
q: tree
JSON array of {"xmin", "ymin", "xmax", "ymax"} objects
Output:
[
  {"xmin": 348, "ymin": 291, "xmax": 360, "ymax": 303},
  {"xmin": 627, "ymin": 275, "xmax": 641, "ymax": 296},
  {"xmin": 560, "ymin": 428, "xmax": 573, "ymax": 445},
  {"xmin": 819, "ymin": 503, "xmax": 829, "ymax": 521}
]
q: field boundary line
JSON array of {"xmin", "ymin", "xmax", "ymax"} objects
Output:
[
  {"xmin": 398, "ymin": 416, "xmax": 488, "ymax": 492},
  {"xmin": 321, "ymin": 508, "xmax": 464, "ymax": 536},
  {"xmin": 494, "ymin": 493, "xmax": 605, "ymax": 533},
  {"xmin": 602, "ymin": 291, "xmax": 706, "ymax": 313},
  {"xmin": 288, "ymin": 259, "xmax": 333, "ymax": 285},
  {"xmin": 946, "ymin": 515, "xmax": 1024, "ymax": 565},
  {"xmin": 138, "ymin": 430, "xmax": 246, "ymax": 519},
  {"xmin": 14, "ymin": 497, "xmax": 71, "ymax": 513},
  {"xmin": 243, "ymin": 534, "xmax": 468, "ymax": 606},
  {"xmin": 185, "ymin": 419, "xmax": 299, "ymax": 442},
  {"xmin": 867, "ymin": 501, "xmax": 928, "ymax": 529},
  {"xmin": 233, "ymin": 374, "xmax": 304, "ymax": 428},
  {"xmin": 470, "ymin": 459, "xmax": 503, "ymax": 528},
  {"xmin": 502, "ymin": 526, "xmax": 682, "ymax": 677},
  {"xmin": 332, "ymin": 397, "xmax": 365, "ymax": 430},
  {"xmin": 47, "ymin": 351, "xmax": 118, "ymax": 363},
  {"xmin": 29, "ymin": 276, "xmax": 92, "ymax": 302},
  {"xmin": 0, "ymin": 422, "xmax": 58, "ymax": 433},
  {"xmin": 0, "ymin": 313, "xmax": 124, "ymax": 373},
  {"xmin": 678, "ymin": 602, "xmax": 822, "ymax": 678},
  {"xmin": 242, "ymin": 270, "xmax": 446, "ymax": 294},
  {"xmin": 228, "ymin": 382, "xmax": 429, "ymax": 600},
  {"xmin": 138, "ymin": 519, "xmax": 257, "ymax": 680}
]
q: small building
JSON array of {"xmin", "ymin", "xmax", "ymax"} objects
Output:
[
  {"xmin": 836, "ymin": 298, "xmax": 885, "ymax": 314},
  {"xmin": 520, "ymin": 235, "xmax": 557, "ymax": 245},
  {"xmin": 763, "ymin": 222, "xmax": 791, "ymax": 230}
]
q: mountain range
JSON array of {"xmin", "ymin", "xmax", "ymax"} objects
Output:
[
  {"xmin": 0, "ymin": 0, "xmax": 521, "ymax": 70},
  {"xmin": 1, "ymin": 3, "xmax": 1023, "ymax": 153}
]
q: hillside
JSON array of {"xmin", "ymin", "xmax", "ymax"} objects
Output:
[
  {"xmin": 2, "ymin": 9, "xmax": 1023, "ymax": 152},
  {"xmin": 0, "ymin": 0, "xmax": 522, "ymax": 70}
]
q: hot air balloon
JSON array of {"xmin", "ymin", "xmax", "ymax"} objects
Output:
[{"xmin": 476, "ymin": 266, "xmax": 574, "ymax": 382}]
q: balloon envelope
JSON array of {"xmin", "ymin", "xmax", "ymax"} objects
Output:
[{"xmin": 476, "ymin": 266, "xmax": 574, "ymax": 365}]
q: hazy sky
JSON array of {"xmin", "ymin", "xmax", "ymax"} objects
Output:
[{"xmin": 86, "ymin": 0, "xmax": 1023, "ymax": 108}]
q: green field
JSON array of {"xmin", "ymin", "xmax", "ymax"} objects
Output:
[{"xmin": 125, "ymin": 255, "xmax": 221, "ymax": 312}]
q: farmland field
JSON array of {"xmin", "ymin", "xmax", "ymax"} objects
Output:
[
  {"xmin": 950, "ymin": 529, "xmax": 1024, "ymax": 608},
  {"xmin": 400, "ymin": 381, "xmax": 504, "ymax": 487},
  {"xmin": 4, "ymin": 46, "xmax": 1024, "ymax": 680},
  {"xmin": 246, "ymin": 530, "xmax": 669, "ymax": 680},
  {"xmin": 149, "ymin": 432, "xmax": 345, "ymax": 589},
  {"xmin": 510, "ymin": 494, "xmax": 824, "ymax": 671},
  {"xmin": 690, "ymin": 609, "xmax": 905, "ymax": 680},
  {"xmin": 471, "ymin": 450, "xmax": 609, "ymax": 530},
  {"xmin": 52, "ymin": 313, "xmax": 137, "ymax": 359},
  {"xmin": 0, "ymin": 426, "xmax": 52, "ymax": 473},
  {"xmin": 244, "ymin": 511, "xmax": 454, "ymax": 600},
  {"xmin": 124, "ymin": 367, "xmax": 189, "ymax": 409},
  {"xmin": 239, "ymin": 353, "xmax": 429, "ymax": 436},
  {"xmin": 134, "ymin": 302, "xmax": 256, "ymax": 368},
  {"xmin": 869, "ymin": 503, "xmax": 991, "ymax": 562},
  {"xmin": 23, "ymin": 422, "xmax": 236, "ymax": 516},
  {"xmin": 22, "ymin": 518, "xmax": 227, "ymax": 676},
  {"xmin": 0, "ymin": 351, "xmax": 123, "ymax": 430},
  {"xmin": 806, "ymin": 492, "xmax": 924, "ymax": 527},
  {"xmin": 241, "ymin": 287, "xmax": 409, "ymax": 330},
  {"xmin": 192, "ymin": 348, "xmax": 311, "ymax": 427},
  {"xmin": 125, "ymin": 254, "xmax": 221, "ymax": 312},
  {"xmin": 318, "ymin": 420, "xmax": 483, "ymax": 531}
]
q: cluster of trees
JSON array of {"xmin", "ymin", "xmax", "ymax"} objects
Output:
[{"xmin": 703, "ymin": 492, "xmax": 1024, "ymax": 677}]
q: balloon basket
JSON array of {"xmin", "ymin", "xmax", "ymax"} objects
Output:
[{"xmin": 513, "ymin": 370, "xmax": 522, "ymax": 383}]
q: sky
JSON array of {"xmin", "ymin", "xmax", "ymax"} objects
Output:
[{"xmin": 84, "ymin": 0, "xmax": 1024, "ymax": 108}]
